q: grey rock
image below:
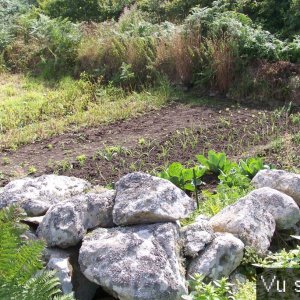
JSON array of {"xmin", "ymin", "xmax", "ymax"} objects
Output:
[
  {"xmin": 79, "ymin": 222, "xmax": 187, "ymax": 300},
  {"xmin": 22, "ymin": 216, "xmax": 44, "ymax": 226},
  {"xmin": 0, "ymin": 175, "xmax": 91, "ymax": 216},
  {"xmin": 113, "ymin": 172, "xmax": 195, "ymax": 225},
  {"xmin": 20, "ymin": 230, "xmax": 38, "ymax": 241},
  {"xmin": 47, "ymin": 256, "xmax": 73, "ymax": 295},
  {"xmin": 209, "ymin": 187, "xmax": 300, "ymax": 254},
  {"xmin": 187, "ymin": 233, "xmax": 244, "ymax": 280},
  {"xmin": 195, "ymin": 215, "xmax": 210, "ymax": 222},
  {"xmin": 180, "ymin": 219, "xmax": 214, "ymax": 257},
  {"xmin": 44, "ymin": 247, "xmax": 98, "ymax": 300},
  {"xmin": 38, "ymin": 191, "xmax": 115, "ymax": 248},
  {"xmin": 252, "ymin": 169, "xmax": 300, "ymax": 205},
  {"xmin": 249, "ymin": 187, "xmax": 300, "ymax": 229}
]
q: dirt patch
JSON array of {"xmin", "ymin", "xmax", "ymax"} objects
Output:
[
  {"xmin": 0, "ymin": 101, "xmax": 299, "ymax": 187},
  {"xmin": 0, "ymin": 99, "xmax": 299, "ymax": 185}
]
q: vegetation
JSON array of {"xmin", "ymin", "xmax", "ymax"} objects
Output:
[
  {"xmin": 0, "ymin": 73, "xmax": 170, "ymax": 149},
  {"xmin": 1, "ymin": 0, "xmax": 300, "ymax": 299},
  {"xmin": 182, "ymin": 274, "xmax": 235, "ymax": 300},
  {"xmin": 0, "ymin": 206, "xmax": 74, "ymax": 300}
]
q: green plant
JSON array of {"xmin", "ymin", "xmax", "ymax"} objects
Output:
[
  {"xmin": 7, "ymin": 13, "xmax": 81, "ymax": 75},
  {"xmin": 28, "ymin": 165, "xmax": 37, "ymax": 174},
  {"xmin": 257, "ymin": 245, "xmax": 300, "ymax": 268},
  {"xmin": 182, "ymin": 273, "xmax": 235, "ymax": 300},
  {"xmin": 0, "ymin": 206, "xmax": 74, "ymax": 300},
  {"xmin": 76, "ymin": 154, "xmax": 87, "ymax": 167},
  {"xmin": 218, "ymin": 168, "xmax": 251, "ymax": 189},
  {"xmin": 2, "ymin": 156, "xmax": 10, "ymax": 165},
  {"xmin": 200, "ymin": 184, "xmax": 252, "ymax": 217},
  {"xmin": 158, "ymin": 162, "xmax": 206, "ymax": 192},
  {"xmin": 196, "ymin": 150, "xmax": 234, "ymax": 175},
  {"xmin": 239, "ymin": 157, "xmax": 267, "ymax": 179},
  {"xmin": 234, "ymin": 280, "xmax": 256, "ymax": 300}
]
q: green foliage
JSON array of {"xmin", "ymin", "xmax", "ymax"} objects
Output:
[
  {"xmin": 257, "ymin": 245, "xmax": 300, "ymax": 268},
  {"xmin": 0, "ymin": 0, "xmax": 31, "ymax": 51},
  {"xmin": 38, "ymin": 0, "xmax": 135, "ymax": 22},
  {"xmin": 158, "ymin": 162, "xmax": 206, "ymax": 192},
  {"xmin": 11, "ymin": 13, "xmax": 81, "ymax": 75},
  {"xmin": 0, "ymin": 206, "xmax": 74, "ymax": 300},
  {"xmin": 218, "ymin": 168, "xmax": 250, "ymax": 189},
  {"xmin": 182, "ymin": 274, "xmax": 235, "ymax": 300},
  {"xmin": 234, "ymin": 280, "xmax": 256, "ymax": 300},
  {"xmin": 239, "ymin": 157, "xmax": 266, "ymax": 179},
  {"xmin": 200, "ymin": 184, "xmax": 252, "ymax": 216},
  {"xmin": 196, "ymin": 150, "xmax": 234, "ymax": 175}
]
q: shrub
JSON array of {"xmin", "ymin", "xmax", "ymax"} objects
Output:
[
  {"xmin": 77, "ymin": 9, "xmax": 158, "ymax": 89},
  {"xmin": 0, "ymin": 0, "xmax": 31, "ymax": 51},
  {"xmin": 38, "ymin": 0, "xmax": 135, "ymax": 22},
  {"xmin": 5, "ymin": 13, "xmax": 81, "ymax": 76}
]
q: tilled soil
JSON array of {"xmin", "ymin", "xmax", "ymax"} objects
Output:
[{"xmin": 0, "ymin": 101, "xmax": 299, "ymax": 187}]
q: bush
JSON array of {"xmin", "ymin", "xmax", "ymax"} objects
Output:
[
  {"xmin": 0, "ymin": 0, "xmax": 31, "ymax": 51},
  {"xmin": 5, "ymin": 13, "xmax": 81, "ymax": 76},
  {"xmin": 38, "ymin": 0, "xmax": 135, "ymax": 22},
  {"xmin": 77, "ymin": 9, "xmax": 160, "ymax": 89}
]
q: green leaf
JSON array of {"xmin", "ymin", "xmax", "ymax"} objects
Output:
[
  {"xmin": 184, "ymin": 183, "xmax": 195, "ymax": 192},
  {"xmin": 182, "ymin": 168, "xmax": 194, "ymax": 181},
  {"xmin": 168, "ymin": 162, "xmax": 183, "ymax": 178}
]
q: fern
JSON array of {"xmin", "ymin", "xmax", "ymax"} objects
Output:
[{"xmin": 0, "ymin": 207, "xmax": 74, "ymax": 300}]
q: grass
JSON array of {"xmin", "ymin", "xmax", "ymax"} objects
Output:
[{"xmin": 0, "ymin": 73, "xmax": 171, "ymax": 150}]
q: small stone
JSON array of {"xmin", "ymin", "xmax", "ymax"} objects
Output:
[{"xmin": 180, "ymin": 219, "xmax": 214, "ymax": 257}]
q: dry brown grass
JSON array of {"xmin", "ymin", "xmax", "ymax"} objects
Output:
[
  {"xmin": 206, "ymin": 35, "xmax": 236, "ymax": 94},
  {"xmin": 155, "ymin": 30, "xmax": 201, "ymax": 86}
]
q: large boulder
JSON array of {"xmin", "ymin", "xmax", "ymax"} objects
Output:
[
  {"xmin": 0, "ymin": 175, "xmax": 91, "ymax": 216},
  {"xmin": 187, "ymin": 233, "xmax": 244, "ymax": 280},
  {"xmin": 79, "ymin": 222, "xmax": 187, "ymax": 300},
  {"xmin": 209, "ymin": 187, "xmax": 300, "ymax": 254},
  {"xmin": 113, "ymin": 172, "xmax": 195, "ymax": 225},
  {"xmin": 180, "ymin": 219, "xmax": 214, "ymax": 257},
  {"xmin": 38, "ymin": 191, "xmax": 115, "ymax": 248},
  {"xmin": 252, "ymin": 169, "xmax": 300, "ymax": 205}
]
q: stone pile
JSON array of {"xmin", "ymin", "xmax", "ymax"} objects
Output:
[{"xmin": 1, "ymin": 169, "xmax": 300, "ymax": 300}]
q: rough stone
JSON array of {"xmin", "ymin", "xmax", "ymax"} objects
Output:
[
  {"xmin": 47, "ymin": 256, "xmax": 73, "ymax": 295},
  {"xmin": 209, "ymin": 187, "xmax": 300, "ymax": 254},
  {"xmin": 44, "ymin": 247, "xmax": 98, "ymax": 300},
  {"xmin": 180, "ymin": 219, "xmax": 214, "ymax": 257},
  {"xmin": 249, "ymin": 187, "xmax": 300, "ymax": 229},
  {"xmin": 252, "ymin": 169, "xmax": 300, "ymax": 205},
  {"xmin": 187, "ymin": 233, "xmax": 244, "ymax": 280},
  {"xmin": 0, "ymin": 175, "xmax": 91, "ymax": 216},
  {"xmin": 113, "ymin": 172, "xmax": 195, "ymax": 225},
  {"xmin": 38, "ymin": 190, "xmax": 115, "ymax": 248},
  {"xmin": 79, "ymin": 222, "xmax": 187, "ymax": 300}
]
